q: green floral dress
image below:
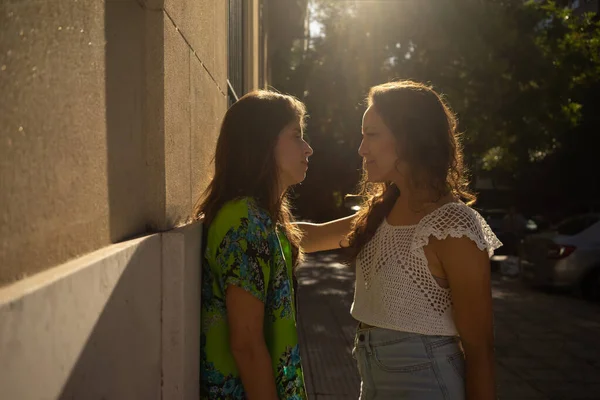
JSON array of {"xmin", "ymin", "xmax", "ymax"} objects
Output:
[{"xmin": 200, "ymin": 197, "xmax": 307, "ymax": 400}]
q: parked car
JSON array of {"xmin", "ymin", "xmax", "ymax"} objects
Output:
[
  {"xmin": 520, "ymin": 214, "xmax": 600, "ymax": 301},
  {"xmin": 480, "ymin": 208, "xmax": 512, "ymax": 232},
  {"xmin": 478, "ymin": 208, "xmax": 541, "ymax": 236},
  {"xmin": 477, "ymin": 208, "xmax": 540, "ymax": 255}
]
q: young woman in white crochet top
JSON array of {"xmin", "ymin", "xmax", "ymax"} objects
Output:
[{"xmin": 297, "ymin": 80, "xmax": 502, "ymax": 400}]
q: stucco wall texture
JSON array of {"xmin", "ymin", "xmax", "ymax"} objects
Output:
[{"xmin": 0, "ymin": 0, "xmax": 227, "ymax": 285}]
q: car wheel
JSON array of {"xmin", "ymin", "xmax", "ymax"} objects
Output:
[{"xmin": 581, "ymin": 267, "xmax": 600, "ymax": 302}]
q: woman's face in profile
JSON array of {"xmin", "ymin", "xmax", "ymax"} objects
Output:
[
  {"xmin": 274, "ymin": 120, "xmax": 314, "ymax": 189},
  {"xmin": 358, "ymin": 106, "xmax": 404, "ymax": 183}
]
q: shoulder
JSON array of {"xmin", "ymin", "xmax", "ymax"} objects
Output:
[
  {"xmin": 418, "ymin": 202, "xmax": 489, "ymax": 234},
  {"xmin": 413, "ymin": 202, "xmax": 502, "ymax": 257},
  {"xmin": 206, "ymin": 197, "xmax": 274, "ymax": 253},
  {"xmin": 211, "ymin": 197, "xmax": 273, "ymax": 231}
]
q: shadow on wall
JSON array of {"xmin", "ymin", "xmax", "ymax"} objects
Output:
[
  {"xmin": 58, "ymin": 221, "xmax": 203, "ymax": 400},
  {"xmin": 1, "ymin": 3, "xmax": 204, "ymax": 399},
  {"xmin": 0, "ymin": 236, "xmax": 163, "ymax": 400},
  {"xmin": 57, "ymin": 238, "xmax": 163, "ymax": 399},
  {"xmin": 60, "ymin": 3, "xmax": 174, "ymax": 397},
  {"xmin": 105, "ymin": 0, "xmax": 166, "ymax": 244},
  {"xmin": 59, "ymin": 8, "xmax": 168, "ymax": 394}
]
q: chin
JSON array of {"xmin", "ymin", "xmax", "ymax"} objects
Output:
[
  {"xmin": 296, "ymin": 174, "xmax": 307, "ymax": 184},
  {"xmin": 289, "ymin": 174, "xmax": 306, "ymax": 186}
]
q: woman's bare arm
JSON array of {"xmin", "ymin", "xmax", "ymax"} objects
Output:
[
  {"xmin": 226, "ymin": 285, "xmax": 279, "ymax": 400},
  {"xmin": 295, "ymin": 214, "xmax": 356, "ymax": 253},
  {"xmin": 433, "ymin": 236, "xmax": 496, "ymax": 400}
]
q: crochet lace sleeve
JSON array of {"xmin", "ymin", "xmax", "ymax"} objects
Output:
[{"xmin": 411, "ymin": 203, "xmax": 503, "ymax": 258}]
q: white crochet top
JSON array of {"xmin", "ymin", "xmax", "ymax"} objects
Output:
[{"xmin": 351, "ymin": 202, "xmax": 502, "ymax": 336}]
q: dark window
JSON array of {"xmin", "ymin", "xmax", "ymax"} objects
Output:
[{"xmin": 228, "ymin": 0, "xmax": 245, "ymax": 106}]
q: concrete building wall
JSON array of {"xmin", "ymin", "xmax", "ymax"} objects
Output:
[
  {"xmin": 0, "ymin": 0, "xmax": 274, "ymax": 396},
  {"xmin": 0, "ymin": 0, "xmax": 227, "ymax": 286},
  {"xmin": 0, "ymin": 0, "xmax": 111, "ymax": 285},
  {"xmin": 0, "ymin": 235, "xmax": 162, "ymax": 400},
  {"xmin": 0, "ymin": 222, "xmax": 203, "ymax": 400},
  {"xmin": 0, "ymin": 0, "xmax": 234, "ymax": 397}
]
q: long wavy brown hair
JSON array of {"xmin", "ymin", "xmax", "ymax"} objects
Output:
[
  {"xmin": 193, "ymin": 90, "xmax": 306, "ymax": 268},
  {"xmin": 346, "ymin": 80, "xmax": 476, "ymax": 260}
]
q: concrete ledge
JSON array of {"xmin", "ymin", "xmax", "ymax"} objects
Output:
[
  {"xmin": 0, "ymin": 235, "xmax": 163, "ymax": 400},
  {"xmin": 0, "ymin": 222, "xmax": 204, "ymax": 400},
  {"xmin": 161, "ymin": 222, "xmax": 202, "ymax": 400}
]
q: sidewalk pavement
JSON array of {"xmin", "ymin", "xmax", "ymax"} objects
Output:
[
  {"xmin": 297, "ymin": 252, "xmax": 600, "ymax": 400},
  {"xmin": 297, "ymin": 252, "xmax": 360, "ymax": 400}
]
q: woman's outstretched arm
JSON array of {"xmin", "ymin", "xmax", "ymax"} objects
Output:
[{"xmin": 295, "ymin": 214, "xmax": 356, "ymax": 253}]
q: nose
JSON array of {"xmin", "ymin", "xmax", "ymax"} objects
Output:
[
  {"xmin": 358, "ymin": 139, "xmax": 368, "ymax": 158},
  {"xmin": 304, "ymin": 141, "xmax": 314, "ymax": 157}
]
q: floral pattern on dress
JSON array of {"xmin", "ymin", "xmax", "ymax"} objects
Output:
[
  {"xmin": 265, "ymin": 254, "xmax": 294, "ymax": 322},
  {"xmin": 275, "ymin": 344, "xmax": 305, "ymax": 399},
  {"xmin": 200, "ymin": 198, "xmax": 306, "ymax": 400}
]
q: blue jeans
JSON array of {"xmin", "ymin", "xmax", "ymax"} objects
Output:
[{"xmin": 352, "ymin": 325, "xmax": 465, "ymax": 400}]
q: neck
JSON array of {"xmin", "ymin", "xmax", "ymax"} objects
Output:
[
  {"xmin": 276, "ymin": 174, "xmax": 289, "ymax": 202},
  {"xmin": 275, "ymin": 183, "xmax": 288, "ymax": 204},
  {"xmin": 391, "ymin": 178, "xmax": 440, "ymax": 212}
]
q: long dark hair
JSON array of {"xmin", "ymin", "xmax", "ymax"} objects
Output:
[
  {"xmin": 194, "ymin": 90, "xmax": 307, "ymax": 267},
  {"xmin": 346, "ymin": 80, "xmax": 475, "ymax": 259}
]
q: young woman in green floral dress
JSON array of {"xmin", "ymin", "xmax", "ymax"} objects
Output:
[{"xmin": 194, "ymin": 91, "xmax": 313, "ymax": 400}]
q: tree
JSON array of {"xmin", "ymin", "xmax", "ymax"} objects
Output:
[{"xmin": 270, "ymin": 0, "xmax": 600, "ymax": 220}]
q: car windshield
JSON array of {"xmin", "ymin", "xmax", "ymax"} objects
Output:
[{"xmin": 556, "ymin": 216, "xmax": 599, "ymax": 236}]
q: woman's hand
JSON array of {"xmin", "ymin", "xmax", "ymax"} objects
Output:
[
  {"xmin": 295, "ymin": 214, "xmax": 357, "ymax": 253},
  {"xmin": 433, "ymin": 236, "xmax": 496, "ymax": 400}
]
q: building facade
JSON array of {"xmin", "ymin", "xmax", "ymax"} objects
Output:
[{"xmin": 0, "ymin": 0, "xmax": 275, "ymax": 398}]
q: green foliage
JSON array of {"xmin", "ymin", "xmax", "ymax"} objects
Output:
[{"xmin": 270, "ymin": 0, "xmax": 600, "ymax": 218}]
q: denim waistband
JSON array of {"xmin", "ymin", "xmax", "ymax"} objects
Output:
[{"xmin": 355, "ymin": 324, "xmax": 459, "ymax": 351}]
